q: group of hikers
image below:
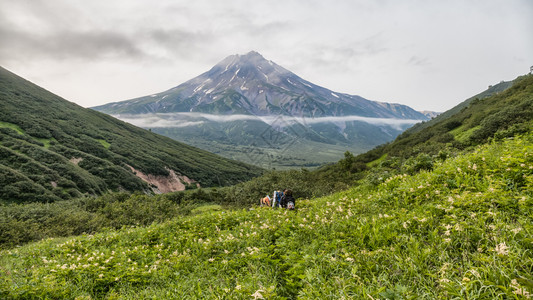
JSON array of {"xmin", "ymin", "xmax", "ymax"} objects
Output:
[{"xmin": 260, "ymin": 189, "xmax": 295, "ymax": 210}]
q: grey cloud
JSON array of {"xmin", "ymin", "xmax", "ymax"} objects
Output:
[
  {"xmin": 0, "ymin": 27, "xmax": 146, "ymax": 62},
  {"xmin": 294, "ymin": 33, "xmax": 389, "ymax": 71},
  {"xmin": 0, "ymin": 0, "xmax": 287, "ymax": 64},
  {"xmin": 142, "ymin": 28, "xmax": 216, "ymax": 59},
  {"xmin": 407, "ymin": 56, "xmax": 430, "ymax": 67},
  {"xmin": 0, "ymin": 1, "xmax": 147, "ymax": 62}
]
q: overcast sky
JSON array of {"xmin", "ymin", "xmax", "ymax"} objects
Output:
[{"xmin": 1, "ymin": 0, "xmax": 532, "ymax": 112}]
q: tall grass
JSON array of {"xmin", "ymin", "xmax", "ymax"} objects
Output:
[{"xmin": 1, "ymin": 133, "xmax": 532, "ymax": 299}]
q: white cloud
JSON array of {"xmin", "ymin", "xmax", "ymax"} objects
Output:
[{"xmin": 113, "ymin": 112, "xmax": 421, "ymax": 130}]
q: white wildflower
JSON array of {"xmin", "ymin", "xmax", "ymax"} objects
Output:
[
  {"xmin": 510, "ymin": 279, "xmax": 531, "ymax": 298},
  {"xmin": 495, "ymin": 242, "xmax": 509, "ymax": 255},
  {"xmin": 251, "ymin": 289, "xmax": 264, "ymax": 299}
]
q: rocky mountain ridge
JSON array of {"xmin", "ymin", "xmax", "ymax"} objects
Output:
[{"xmin": 94, "ymin": 51, "xmax": 430, "ymax": 120}]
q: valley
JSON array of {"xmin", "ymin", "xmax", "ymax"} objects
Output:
[
  {"xmin": 1, "ymin": 59, "xmax": 532, "ymax": 299},
  {"xmin": 94, "ymin": 51, "xmax": 430, "ymax": 169}
]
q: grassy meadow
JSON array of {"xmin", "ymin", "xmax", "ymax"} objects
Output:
[{"xmin": 1, "ymin": 132, "xmax": 532, "ymax": 299}]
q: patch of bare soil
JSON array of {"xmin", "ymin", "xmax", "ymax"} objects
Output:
[
  {"xmin": 69, "ymin": 157, "xmax": 83, "ymax": 165},
  {"xmin": 126, "ymin": 165, "xmax": 198, "ymax": 193}
]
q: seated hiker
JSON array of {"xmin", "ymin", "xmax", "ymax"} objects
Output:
[
  {"xmin": 280, "ymin": 189, "xmax": 295, "ymax": 210},
  {"xmin": 260, "ymin": 195, "xmax": 271, "ymax": 207}
]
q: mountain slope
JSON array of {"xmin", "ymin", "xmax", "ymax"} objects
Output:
[
  {"xmin": 94, "ymin": 51, "xmax": 428, "ymax": 119},
  {"xmin": 92, "ymin": 51, "xmax": 430, "ymax": 168},
  {"xmin": 0, "ymin": 66, "xmax": 262, "ymax": 203}
]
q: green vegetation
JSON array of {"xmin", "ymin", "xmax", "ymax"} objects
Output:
[
  {"xmin": 0, "ymin": 121, "xmax": 25, "ymax": 135},
  {"xmin": 1, "ymin": 132, "xmax": 532, "ymax": 299},
  {"xmin": 1, "ymin": 68, "xmax": 532, "ymax": 298},
  {"xmin": 0, "ymin": 193, "xmax": 202, "ymax": 249},
  {"xmin": 355, "ymin": 74, "xmax": 533, "ymax": 163},
  {"xmin": 0, "ymin": 165, "xmax": 360, "ymax": 249},
  {"xmin": 0, "ymin": 67, "xmax": 263, "ymax": 204},
  {"xmin": 97, "ymin": 139, "xmax": 111, "ymax": 149}
]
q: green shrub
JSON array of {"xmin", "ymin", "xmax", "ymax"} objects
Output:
[{"xmin": 403, "ymin": 153, "xmax": 434, "ymax": 174}]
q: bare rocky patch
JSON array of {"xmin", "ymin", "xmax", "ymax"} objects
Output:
[
  {"xmin": 69, "ymin": 157, "xmax": 83, "ymax": 165},
  {"xmin": 127, "ymin": 165, "xmax": 197, "ymax": 193}
]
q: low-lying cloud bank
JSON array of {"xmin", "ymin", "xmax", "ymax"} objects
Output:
[{"xmin": 113, "ymin": 112, "xmax": 422, "ymax": 130}]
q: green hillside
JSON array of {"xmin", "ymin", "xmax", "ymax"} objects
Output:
[
  {"xmin": 0, "ymin": 67, "xmax": 263, "ymax": 203},
  {"xmin": 1, "ymin": 131, "xmax": 532, "ymax": 299},
  {"xmin": 408, "ymin": 79, "xmax": 514, "ymax": 135},
  {"xmin": 349, "ymin": 74, "xmax": 533, "ymax": 164},
  {"xmin": 1, "ymin": 71, "xmax": 532, "ymax": 298}
]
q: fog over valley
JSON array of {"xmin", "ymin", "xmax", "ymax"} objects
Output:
[{"xmin": 113, "ymin": 112, "xmax": 423, "ymax": 130}]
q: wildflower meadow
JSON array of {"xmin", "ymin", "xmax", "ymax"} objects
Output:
[{"xmin": 1, "ymin": 133, "xmax": 532, "ymax": 299}]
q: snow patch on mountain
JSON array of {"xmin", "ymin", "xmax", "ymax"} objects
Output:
[
  {"xmin": 230, "ymin": 68, "xmax": 240, "ymax": 82},
  {"xmin": 301, "ymin": 81, "xmax": 312, "ymax": 88}
]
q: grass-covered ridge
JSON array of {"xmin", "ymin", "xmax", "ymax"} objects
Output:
[
  {"xmin": 2, "ymin": 133, "xmax": 531, "ymax": 299},
  {"xmin": 362, "ymin": 74, "xmax": 533, "ymax": 161},
  {"xmin": 0, "ymin": 66, "xmax": 263, "ymax": 204}
]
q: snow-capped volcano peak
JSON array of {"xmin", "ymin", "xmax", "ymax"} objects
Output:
[
  {"xmin": 93, "ymin": 51, "xmax": 429, "ymax": 120},
  {"xmin": 206, "ymin": 50, "xmax": 289, "ymax": 86}
]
